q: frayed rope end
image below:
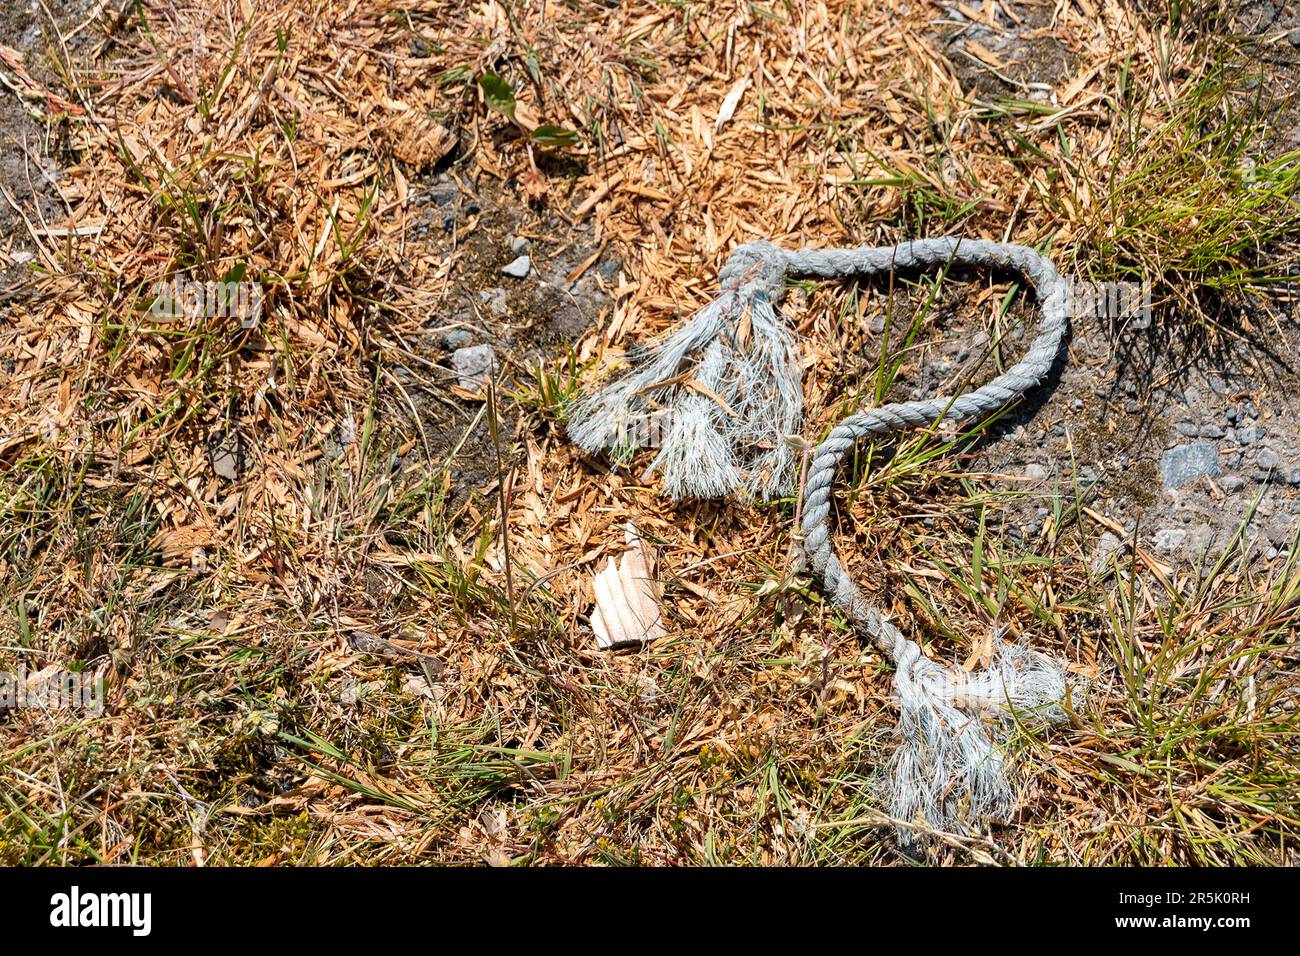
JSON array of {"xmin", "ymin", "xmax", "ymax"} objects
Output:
[
  {"xmin": 885, "ymin": 633, "xmax": 1085, "ymax": 849},
  {"xmin": 567, "ymin": 278, "xmax": 802, "ymax": 499}
]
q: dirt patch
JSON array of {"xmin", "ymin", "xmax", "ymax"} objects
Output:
[
  {"xmin": 413, "ymin": 176, "xmax": 619, "ymax": 354},
  {"xmin": 378, "ymin": 173, "xmax": 619, "ymax": 508},
  {"xmin": 880, "ymin": 276, "xmax": 1300, "ymax": 569},
  {"xmin": 1234, "ymin": 1, "xmax": 1300, "ymax": 152},
  {"xmin": 936, "ymin": 1, "xmax": 1077, "ymax": 101},
  {"xmin": 0, "ymin": 1, "xmax": 95, "ymax": 303}
]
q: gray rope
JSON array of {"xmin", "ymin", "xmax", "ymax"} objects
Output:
[
  {"xmin": 763, "ymin": 238, "xmax": 1071, "ymax": 658},
  {"xmin": 730, "ymin": 238, "xmax": 1076, "ymax": 841},
  {"xmin": 571, "ymin": 236, "xmax": 1079, "ymax": 841}
]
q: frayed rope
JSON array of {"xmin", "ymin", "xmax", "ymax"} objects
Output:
[{"xmin": 569, "ymin": 237, "xmax": 1084, "ymax": 846}]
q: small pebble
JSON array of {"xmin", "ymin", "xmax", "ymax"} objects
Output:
[
  {"xmin": 1154, "ymin": 528, "xmax": 1187, "ymax": 553},
  {"xmin": 452, "ymin": 344, "xmax": 496, "ymax": 390},
  {"xmin": 1267, "ymin": 517, "xmax": 1293, "ymax": 548},
  {"xmin": 1175, "ymin": 421, "xmax": 1199, "ymax": 438},
  {"xmin": 1257, "ymin": 447, "xmax": 1280, "ymax": 470},
  {"xmin": 1199, "ymin": 424, "xmax": 1224, "ymax": 439},
  {"xmin": 1220, "ymin": 475, "xmax": 1246, "ymax": 493},
  {"xmin": 501, "ymin": 255, "xmax": 532, "ymax": 278},
  {"xmin": 1160, "ymin": 442, "xmax": 1220, "ymax": 488},
  {"xmin": 510, "ymin": 236, "xmax": 530, "ymax": 254},
  {"xmin": 480, "ymin": 287, "xmax": 509, "ymax": 316}
]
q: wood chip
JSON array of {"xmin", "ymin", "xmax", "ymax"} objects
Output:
[{"xmin": 589, "ymin": 526, "xmax": 667, "ymax": 650}]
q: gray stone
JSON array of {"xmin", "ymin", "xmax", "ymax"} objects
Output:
[
  {"xmin": 1090, "ymin": 532, "xmax": 1125, "ymax": 575},
  {"xmin": 1266, "ymin": 516, "xmax": 1295, "ymax": 548},
  {"xmin": 1153, "ymin": 528, "xmax": 1187, "ymax": 554},
  {"xmin": 510, "ymin": 235, "xmax": 530, "ymax": 254},
  {"xmin": 1257, "ymin": 447, "xmax": 1280, "ymax": 471},
  {"xmin": 452, "ymin": 344, "xmax": 496, "ymax": 391},
  {"xmin": 501, "ymin": 255, "xmax": 532, "ymax": 278},
  {"xmin": 480, "ymin": 287, "xmax": 509, "ymax": 316},
  {"xmin": 1175, "ymin": 421, "xmax": 1199, "ymax": 438},
  {"xmin": 1220, "ymin": 475, "xmax": 1246, "ymax": 493},
  {"xmin": 1198, "ymin": 425, "xmax": 1224, "ymax": 439},
  {"xmin": 1290, "ymin": 28, "xmax": 1300, "ymax": 48},
  {"xmin": 1160, "ymin": 443, "xmax": 1220, "ymax": 488},
  {"xmin": 1187, "ymin": 523, "xmax": 1214, "ymax": 556},
  {"xmin": 1023, "ymin": 463, "xmax": 1048, "ymax": 480},
  {"xmin": 444, "ymin": 328, "xmax": 472, "ymax": 349}
]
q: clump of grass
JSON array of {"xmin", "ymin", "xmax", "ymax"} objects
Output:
[
  {"xmin": 1075, "ymin": 53, "xmax": 1300, "ymax": 319},
  {"xmin": 509, "ymin": 350, "xmax": 585, "ymax": 421}
]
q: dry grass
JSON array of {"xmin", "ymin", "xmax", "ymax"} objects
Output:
[{"xmin": 0, "ymin": 0, "xmax": 1298, "ymax": 865}]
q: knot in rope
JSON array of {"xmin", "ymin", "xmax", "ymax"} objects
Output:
[{"xmin": 716, "ymin": 239, "xmax": 789, "ymax": 297}]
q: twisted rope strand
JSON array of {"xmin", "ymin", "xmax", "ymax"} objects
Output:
[
  {"xmin": 718, "ymin": 237, "xmax": 1077, "ymax": 840},
  {"xmin": 784, "ymin": 238, "xmax": 1071, "ymax": 658},
  {"xmin": 763, "ymin": 238, "xmax": 1075, "ymax": 840}
]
